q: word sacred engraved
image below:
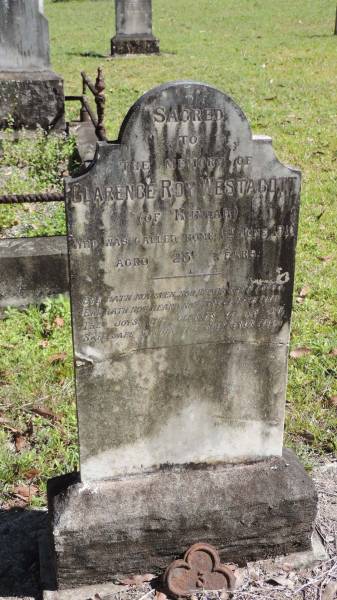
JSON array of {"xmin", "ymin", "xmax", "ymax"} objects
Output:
[{"xmin": 153, "ymin": 106, "xmax": 225, "ymax": 123}]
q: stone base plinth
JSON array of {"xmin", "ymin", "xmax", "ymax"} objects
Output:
[
  {"xmin": 47, "ymin": 449, "xmax": 317, "ymax": 589},
  {"xmin": 0, "ymin": 70, "xmax": 65, "ymax": 131},
  {"xmin": 111, "ymin": 35, "xmax": 159, "ymax": 55},
  {"xmin": 0, "ymin": 237, "xmax": 68, "ymax": 314}
]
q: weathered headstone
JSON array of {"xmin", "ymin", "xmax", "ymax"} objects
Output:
[
  {"xmin": 111, "ymin": 0, "xmax": 159, "ymax": 55},
  {"xmin": 0, "ymin": 0, "xmax": 64, "ymax": 130},
  {"xmin": 48, "ymin": 81, "xmax": 317, "ymax": 590},
  {"xmin": 0, "ymin": 237, "xmax": 68, "ymax": 315}
]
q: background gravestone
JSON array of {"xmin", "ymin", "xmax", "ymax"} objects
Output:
[
  {"xmin": 0, "ymin": 0, "xmax": 64, "ymax": 130},
  {"xmin": 48, "ymin": 81, "xmax": 317, "ymax": 589},
  {"xmin": 0, "ymin": 237, "xmax": 68, "ymax": 315},
  {"xmin": 111, "ymin": 0, "xmax": 159, "ymax": 55}
]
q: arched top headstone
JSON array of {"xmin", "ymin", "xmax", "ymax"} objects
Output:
[
  {"xmin": 118, "ymin": 80, "xmax": 252, "ymax": 143},
  {"xmin": 66, "ymin": 81, "xmax": 301, "ymax": 481},
  {"xmin": 74, "ymin": 81, "xmax": 299, "ymax": 206}
]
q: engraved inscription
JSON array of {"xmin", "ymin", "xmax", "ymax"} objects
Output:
[{"xmin": 66, "ymin": 81, "xmax": 301, "ymax": 477}]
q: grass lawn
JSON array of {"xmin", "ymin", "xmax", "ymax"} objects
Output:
[{"xmin": 0, "ymin": 0, "xmax": 336, "ymax": 506}]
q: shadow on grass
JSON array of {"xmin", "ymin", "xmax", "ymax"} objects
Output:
[
  {"xmin": 302, "ymin": 34, "xmax": 334, "ymax": 38},
  {"xmin": 0, "ymin": 508, "xmax": 56, "ymax": 599},
  {"xmin": 66, "ymin": 50, "xmax": 108, "ymax": 58}
]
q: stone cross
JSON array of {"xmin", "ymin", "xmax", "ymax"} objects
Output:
[
  {"xmin": 0, "ymin": 0, "xmax": 50, "ymax": 71},
  {"xmin": 65, "ymin": 81, "xmax": 301, "ymax": 482},
  {"xmin": 111, "ymin": 0, "xmax": 159, "ymax": 54}
]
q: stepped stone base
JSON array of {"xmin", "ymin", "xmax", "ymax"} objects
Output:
[
  {"xmin": 111, "ymin": 35, "xmax": 159, "ymax": 55},
  {"xmin": 0, "ymin": 70, "xmax": 65, "ymax": 131},
  {"xmin": 47, "ymin": 449, "xmax": 317, "ymax": 589}
]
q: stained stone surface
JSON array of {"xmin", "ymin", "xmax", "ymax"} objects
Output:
[
  {"xmin": 48, "ymin": 449, "xmax": 317, "ymax": 586},
  {"xmin": 0, "ymin": 70, "xmax": 65, "ymax": 131},
  {"xmin": 0, "ymin": 236, "xmax": 68, "ymax": 313},
  {"xmin": 0, "ymin": 0, "xmax": 50, "ymax": 71},
  {"xmin": 0, "ymin": 1, "xmax": 65, "ymax": 130},
  {"xmin": 65, "ymin": 81, "xmax": 301, "ymax": 482},
  {"xmin": 115, "ymin": 0, "xmax": 153, "ymax": 36},
  {"xmin": 111, "ymin": 0, "xmax": 159, "ymax": 55}
]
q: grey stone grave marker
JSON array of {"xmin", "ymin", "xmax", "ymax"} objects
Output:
[
  {"xmin": 0, "ymin": 237, "xmax": 68, "ymax": 315},
  {"xmin": 48, "ymin": 81, "xmax": 317, "ymax": 590},
  {"xmin": 111, "ymin": 0, "xmax": 159, "ymax": 55},
  {"xmin": 0, "ymin": 0, "xmax": 64, "ymax": 130}
]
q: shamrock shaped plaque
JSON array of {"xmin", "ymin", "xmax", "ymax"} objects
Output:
[{"xmin": 164, "ymin": 543, "xmax": 236, "ymax": 598}]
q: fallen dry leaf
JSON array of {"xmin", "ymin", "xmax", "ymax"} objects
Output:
[
  {"xmin": 0, "ymin": 419, "xmax": 21, "ymax": 434},
  {"xmin": 298, "ymin": 286, "xmax": 310, "ymax": 298},
  {"xmin": 48, "ymin": 352, "xmax": 67, "ymax": 364},
  {"xmin": 23, "ymin": 468, "xmax": 40, "ymax": 480},
  {"xmin": 329, "ymin": 348, "xmax": 337, "ymax": 357},
  {"xmin": 13, "ymin": 483, "xmax": 38, "ymax": 500},
  {"xmin": 39, "ymin": 340, "xmax": 49, "ymax": 348},
  {"xmin": 119, "ymin": 573, "xmax": 156, "ymax": 585},
  {"xmin": 290, "ymin": 347, "xmax": 312, "ymax": 358},
  {"xmin": 31, "ymin": 406, "xmax": 58, "ymax": 421},
  {"xmin": 318, "ymin": 255, "xmax": 333, "ymax": 263},
  {"xmin": 14, "ymin": 432, "xmax": 27, "ymax": 452},
  {"xmin": 54, "ymin": 317, "xmax": 64, "ymax": 328}
]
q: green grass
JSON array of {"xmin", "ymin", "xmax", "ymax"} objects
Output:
[
  {"xmin": 0, "ymin": 129, "xmax": 76, "ymax": 236},
  {"xmin": 0, "ymin": 297, "xmax": 77, "ymax": 507},
  {"xmin": 0, "ymin": 0, "xmax": 336, "ymax": 505}
]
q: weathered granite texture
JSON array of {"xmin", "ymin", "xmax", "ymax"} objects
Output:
[
  {"xmin": 0, "ymin": 71, "xmax": 65, "ymax": 131},
  {"xmin": 0, "ymin": 0, "xmax": 50, "ymax": 71},
  {"xmin": 0, "ymin": 0, "xmax": 65, "ymax": 130},
  {"xmin": 72, "ymin": 122, "xmax": 98, "ymax": 164},
  {"xmin": 111, "ymin": 35, "xmax": 159, "ymax": 55},
  {"xmin": 0, "ymin": 236, "xmax": 68, "ymax": 312},
  {"xmin": 48, "ymin": 449, "xmax": 317, "ymax": 588},
  {"xmin": 111, "ymin": 0, "xmax": 159, "ymax": 54},
  {"xmin": 65, "ymin": 81, "xmax": 301, "ymax": 482}
]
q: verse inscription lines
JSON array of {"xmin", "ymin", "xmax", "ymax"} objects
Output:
[{"xmin": 79, "ymin": 285, "xmax": 287, "ymax": 345}]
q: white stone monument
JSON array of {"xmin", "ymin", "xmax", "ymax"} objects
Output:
[
  {"xmin": 111, "ymin": 0, "xmax": 159, "ymax": 55},
  {"xmin": 0, "ymin": 0, "xmax": 64, "ymax": 130}
]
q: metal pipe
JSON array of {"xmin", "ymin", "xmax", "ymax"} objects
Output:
[
  {"xmin": 81, "ymin": 97, "xmax": 98, "ymax": 128},
  {"xmin": 81, "ymin": 71, "xmax": 98, "ymax": 97},
  {"xmin": 0, "ymin": 192, "xmax": 64, "ymax": 204}
]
